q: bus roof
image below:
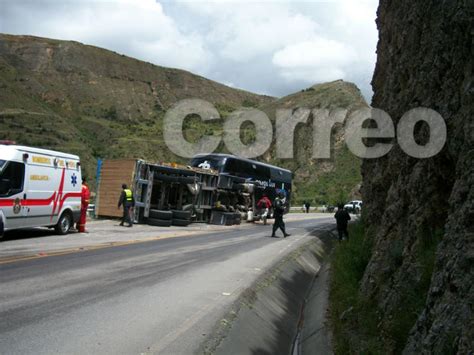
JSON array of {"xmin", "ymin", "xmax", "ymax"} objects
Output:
[
  {"xmin": 0, "ymin": 145, "xmax": 80, "ymax": 161},
  {"xmin": 192, "ymin": 153, "xmax": 292, "ymax": 174}
]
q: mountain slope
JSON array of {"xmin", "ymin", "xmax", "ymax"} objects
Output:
[
  {"xmin": 258, "ymin": 80, "xmax": 367, "ymax": 204},
  {"xmin": 0, "ymin": 34, "xmax": 366, "ymax": 204},
  {"xmin": 0, "ymin": 34, "xmax": 272, "ymax": 181}
]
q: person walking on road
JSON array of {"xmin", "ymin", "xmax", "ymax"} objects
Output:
[
  {"xmin": 334, "ymin": 204, "xmax": 351, "ymax": 241},
  {"xmin": 304, "ymin": 201, "xmax": 311, "ymax": 213},
  {"xmin": 77, "ymin": 177, "xmax": 90, "ymax": 233},
  {"xmin": 257, "ymin": 194, "xmax": 272, "ymax": 225},
  {"xmin": 271, "ymin": 190, "xmax": 290, "ymax": 238},
  {"xmin": 118, "ymin": 184, "xmax": 135, "ymax": 227}
]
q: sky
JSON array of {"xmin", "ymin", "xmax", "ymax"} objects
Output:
[{"xmin": 0, "ymin": 0, "xmax": 379, "ymax": 101}]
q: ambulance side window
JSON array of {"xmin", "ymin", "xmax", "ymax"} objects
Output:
[{"xmin": 0, "ymin": 162, "xmax": 25, "ymax": 197}]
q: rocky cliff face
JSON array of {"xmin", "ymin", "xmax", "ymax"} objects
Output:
[{"xmin": 361, "ymin": 0, "xmax": 473, "ymax": 353}]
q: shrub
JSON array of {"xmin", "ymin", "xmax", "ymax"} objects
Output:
[{"xmin": 329, "ymin": 220, "xmax": 442, "ymax": 354}]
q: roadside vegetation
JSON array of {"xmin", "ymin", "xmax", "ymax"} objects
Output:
[
  {"xmin": 328, "ymin": 219, "xmax": 442, "ymax": 354},
  {"xmin": 0, "ymin": 35, "xmax": 366, "ymax": 203},
  {"xmin": 293, "ymin": 145, "xmax": 361, "ymax": 206}
]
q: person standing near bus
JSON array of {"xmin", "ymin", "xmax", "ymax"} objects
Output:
[
  {"xmin": 334, "ymin": 204, "xmax": 351, "ymax": 241},
  {"xmin": 257, "ymin": 194, "xmax": 272, "ymax": 225},
  {"xmin": 271, "ymin": 191, "xmax": 290, "ymax": 238},
  {"xmin": 77, "ymin": 177, "xmax": 90, "ymax": 233},
  {"xmin": 118, "ymin": 184, "xmax": 135, "ymax": 227},
  {"xmin": 304, "ymin": 201, "xmax": 311, "ymax": 213}
]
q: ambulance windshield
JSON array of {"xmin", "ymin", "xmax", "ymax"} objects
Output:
[{"xmin": 0, "ymin": 161, "xmax": 25, "ymax": 197}]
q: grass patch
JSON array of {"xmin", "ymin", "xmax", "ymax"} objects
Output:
[
  {"xmin": 329, "ymin": 220, "xmax": 442, "ymax": 354},
  {"xmin": 385, "ymin": 225, "xmax": 442, "ymax": 353},
  {"xmin": 293, "ymin": 145, "xmax": 361, "ymax": 205},
  {"xmin": 328, "ymin": 220, "xmax": 383, "ymax": 354}
]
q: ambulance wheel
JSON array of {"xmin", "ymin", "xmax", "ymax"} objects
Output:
[{"xmin": 55, "ymin": 212, "xmax": 72, "ymax": 235}]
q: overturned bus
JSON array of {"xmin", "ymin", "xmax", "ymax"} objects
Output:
[{"xmin": 95, "ymin": 155, "xmax": 292, "ymax": 226}]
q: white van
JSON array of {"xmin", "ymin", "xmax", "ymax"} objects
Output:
[
  {"xmin": 0, "ymin": 143, "xmax": 82, "ymax": 238},
  {"xmin": 344, "ymin": 200, "xmax": 363, "ymax": 213}
]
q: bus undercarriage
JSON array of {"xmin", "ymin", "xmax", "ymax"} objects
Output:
[{"xmin": 96, "ymin": 159, "xmax": 274, "ymax": 226}]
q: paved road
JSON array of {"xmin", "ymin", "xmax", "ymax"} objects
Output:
[{"xmin": 0, "ymin": 215, "xmax": 334, "ymax": 354}]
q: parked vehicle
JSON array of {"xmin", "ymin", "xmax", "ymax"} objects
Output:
[
  {"xmin": 344, "ymin": 200, "xmax": 363, "ymax": 213},
  {"xmin": 0, "ymin": 143, "xmax": 82, "ymax": 237}
]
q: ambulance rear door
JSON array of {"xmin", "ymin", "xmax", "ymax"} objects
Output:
[
  {"xmin": 26, "ymin": 155, "xmax": 81, "ymax": 228},
  {"xmin": 25, "ymin": 154, "xmax": 58, "ymax": 228}
]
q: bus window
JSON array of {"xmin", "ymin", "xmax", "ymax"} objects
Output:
[
  {"xmin": 271, "ymin": 168, "xmax": 292, "ymax": 183},
  {"xmin": 190, "ymin": 157, "xmax": 223, "ymax": 171},
  {"xmin": 255, "ymin": 164, "xmax": 271, "ymax": 179},
  {"xmin": 224, "ymin": 158, "xmax": 249, "ymax": 177},
  {"xmin": 224, "ymin": 158, "xmax": 276, "ymax": 182},
  {"xmin": 0, "ymin": 161, "xmax": 25, "ymax": 197}
]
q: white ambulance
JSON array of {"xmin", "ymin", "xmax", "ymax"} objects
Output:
[{"xmin": 0, "ymin": 143, "xmax": 82, "ymax": 238}]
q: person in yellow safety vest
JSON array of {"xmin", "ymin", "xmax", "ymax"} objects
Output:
[{"xmin": 118, "ymin": 184, "xmax": 135, "ymax": 227}]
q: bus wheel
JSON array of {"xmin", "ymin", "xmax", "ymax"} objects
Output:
[{"xmin": 55, "ymin": 212, "xmax": 72, "ymax": 235}]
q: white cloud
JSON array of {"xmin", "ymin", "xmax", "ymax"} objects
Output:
[
  {"xmin": 174, "ymin": 1, "xmax": 377, "ymax": 98},
  {"xmin": 209, "ymin": 7, "xmax": 320, "ymax": 62},
  {"xmin": 174, "ymin": 2, "xmax": 322, "ymax": 62},
  {"xmin": 0, "ymin": 0, "xmax": 379, "ymax": 100},
  {"xmin": 2, "ymin": 0, "xmax": 211, "ymax": 73},
  {"xmin": 272, "ymin": 38, "xmax": 357, "ymax": 82}
]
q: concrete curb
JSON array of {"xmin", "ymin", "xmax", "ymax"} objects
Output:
[
  {"xmin": 298, "ymin": 262, "xmax": 332, "ymax": 355},
  {"xmin": 199, "ymin": 230, "xmax": 334, "ymax": 355}
]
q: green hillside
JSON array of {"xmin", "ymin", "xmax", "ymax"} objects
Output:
[
  {"xmin": 258, "ymin": 81, "xmax": 367, "ymax": 204},
  {"xmin": 0, "ymin": 34, "xmax": 271, "ymax": 183},
  {"xmin": 0, "ymin": 34, "xmax": 365, "ymax": 205}
]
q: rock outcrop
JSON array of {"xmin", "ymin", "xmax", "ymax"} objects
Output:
[
  {"xmin": 260, "ymin": 80, "xmax": 367, "ymax": 204},
  {"xmin": 361, "ymin": 0, "xmax": 473, "ymax": 353}
]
